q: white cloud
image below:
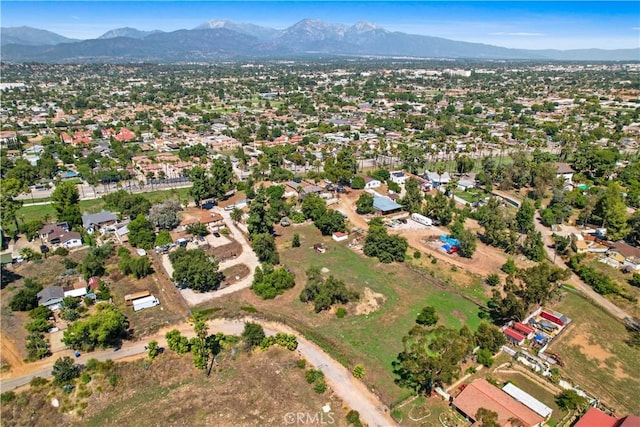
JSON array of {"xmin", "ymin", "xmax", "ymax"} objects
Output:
[{"xmin": 488, "ymin": 32, "xmax": 544, "ymax": 36}]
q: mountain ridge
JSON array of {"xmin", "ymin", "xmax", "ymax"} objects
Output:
[{"xmin": 1, "ymin": 19, "xmax": 638, "ymax": 62}]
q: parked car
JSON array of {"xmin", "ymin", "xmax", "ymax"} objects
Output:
[{"xmin": 213, "ymin": 231, "xmax": 221, "ymax": 238}]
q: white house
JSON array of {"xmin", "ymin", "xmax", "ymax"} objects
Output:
[
  {"xmin": 554, "ymin": 162, "xmax": 574, "ymax": 183},
  {"xmin": 61, "ymin": 232, "xmax": 83, "ymax": 249},
  {"xmin": 332, "ymin": 231, "xmax": 349, "ymax": 242},
  {"xmin": 389, "ymin": 171, "xmax": 408, "ymax": 185},
  {"xmin": 364, "ymin": 176, "xmax": 381, "ymax": 189}
]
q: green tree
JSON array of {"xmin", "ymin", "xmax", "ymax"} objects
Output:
[
  {"xmin": 474, "ymin": 322, "xmax": 506, "ymax": 353},
  {"xmin": 314, "ymin": 210, "xmax": 346, "ymax": 236},
  {"xmin": 62, "ymin": 304, "xmax": 128, "ymax": 351},
  {"xmin": 165, "ymin": 329, "xmax": 191, "ymax": 354},
  {"xmin": 127, "ymin": 214, "xmax": 156, "ymax": 249},
  {"xmin": 155, "ymin": 229, "xmax": 173, "ymax": 246},
  {"xmin": 292, "ymin": 233, "xmax": 301, "ymax": 248},
  {"xmin": 476, "ymin": 348, "xmax": 494, "ymax": 367},
  {"xmin": 515, "ymin": 199, "xmax": 535, "ymax": 233},
  {"xmin": 169, "ymin": 247, "xmax": 223, "ymax": 292},
  {"xmin": 1, "ymin": 178, "xmax": 27, "ymax": 232},
  {"xmin": 416, "ymin": 306, "xmax": 439, "ymax": 326},
  {"xmin": 595, "ymin": 183, "xmax": 629, "ymax": 241},
  {"xmin": 252, "ymin": 264, "xmax": 295, "ymax": 299},
  {"xmin": 355, "ymin": 193, "xmax": 375, "ymax": 214},
  {"xmin": 424, "ymin": 191, "xmax": 453, "ymax": 226},
  {"xmin": 456, "ymin": 228, "xmax": 477, "ymax": 258},
  {"xmin": 186, "ymin": 222, "xmax": 208, "ymax": 237},
  {"xmin": 247, "ymin": 190, "xmax": 273, "ymax": 235},
  {"xmin": 301, "ymin": 193, "xmax": 327, "ymax": 221},
  {"xmin": 230, "ymin": 207, "xmax": 243, "ymax": 224},
  {"xmin": 350, "ymin": 176, "xmax": 365, "ymax": 189},
  {"xmin": 363, "ymin": 218, "xmax": 408, "ymax": 263},
  {"xmin": 393, "ymin": 325, "xmax": 473, "ymax": 395},
  {"xmin": 52, "ymin": 181, "xmax": 82, "ymax": 227},
  {"xmin": 242, "ymin": 322, "xmax": 265, "ymax": 349},
  {"xmin": 52, "ymin": 356, "xmax": 79, "ymax": 385},
  {"xmin": 300, "ymin": 267, "xmax": 359, "ymax": 312},
  {"xmin": 555, "ymin": 390, "xmax": 587, "ymax": 410},
  {"xmin": 400, "ymin": 178, "xmax": 423, "ymax": 213},
  {"xmin": 209, "ymin": 157, "xmax": 234, "ymax": 198},
  {"xmin": 9, "ymin": 278, "xmax": 42, "ymax": 311},
  {"xmin": 501, "ymin": 258, "xmax": 517, "ymax": 275},
  {"xmin": 522, "ymin": 230, "xmax": 545, "ymax": 262},
  {"xmin": 252, "ymin": 233, "xmax": 279, "ymax": 264},
  {"xmin": 147, "ymin": 340, "xmax": 160, "ymax": 359},
  {"xmin": 188, "ymin": 166, "xmax": 214, "ymax": 207},
  {"xmin": 486, "ymin": 274, "xmax": 501, "ymax": 287}
]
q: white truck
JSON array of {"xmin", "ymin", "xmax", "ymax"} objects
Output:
[
  {"xmin": 132, "ymin": 295, "xmax": 160, "ymax": 312},
  {"xmin": 411, "ymin": 213, "xmax": 433, "ymax": 227}
]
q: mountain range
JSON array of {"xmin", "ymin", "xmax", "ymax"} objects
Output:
[{"xmin": 1, "ymin": 19, "xmax": 638, "ymax": 63}]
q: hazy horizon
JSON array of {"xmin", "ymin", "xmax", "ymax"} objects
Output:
[{"xmin": 2, "ymin": 1, "xmax": 639, "ymax": 50}]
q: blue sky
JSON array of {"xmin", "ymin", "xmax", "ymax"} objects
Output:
[{"xmin": 2, "ymin": 1, "xmax": 639, "ymax": 50}]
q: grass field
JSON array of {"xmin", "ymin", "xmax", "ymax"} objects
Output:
[
  {"xmin": 203, "ymin": 224, "xmax": 484, "ymax": 406},
  {"xmin": 585, "ymin": 258, "xmax": 640, "ymax": 319},
  {"xmin": 547, "ymin": 292, "xmax": 640, "ymax": 414}
]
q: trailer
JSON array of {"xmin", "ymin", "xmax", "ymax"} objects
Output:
[
  {"xmin": 132, "ymin": 295, "xmax": 160, "ymax": 311},
  {"xmin": 124, "ymin": 291, "xmax": 151, "ymax": 305},
  {"xmin": 411, "ymin": 213, "xmax": 433, "ymax": 227}
]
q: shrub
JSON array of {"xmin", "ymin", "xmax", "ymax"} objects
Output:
[
  {"xmin": 477, "ymin": 348, "xmax": 494, "ymax": 367},
  {"xmin": 1, "ymin": 391, "xmax": 16, "ymax": 404},
  {"xmin": 296, "ymin": 359, "xmax": 306, "ymax": 369},
  {"xmin": 352, "ymin": 364, "xmax": 365, "ymax": 379},
  {"xmin": 29, "ymin": 376, "xmax": 48, "ymax": 388},
  {"xmin": 292, "ymin": 233, "xmax": 301, "ymax": 248},
  {"xmin": 313, "ymin": 379, "xmax": 327, "ymax": 394},
  {"xmin": 486, "ymin": 273, "xmax": 501, "ymax": 287},
  {"xmin": 80, "ymin": 373, "xmax": 91, "ymax": 384},
  {"xmin": 336, "ymin": 307, "xmax": 347, "ymax": 319},
  {"xmin": 242, "ymin": 322, "xmax": 265, "ymax": 349},
  {"xmin": 252, "ymin": 264, "xmax": 295, "ymax": 300},
  {"xmin": 305, "ymin": 369, "xmax": 324, "ymax": 384},
  {"xmin": 501, "ymin": 258, "xmax": 517, "ymax": 275},
  {"xmin": 108, "ymin": 374, "xmax": 118, "ymax": 387},
  {"xmin": 53, "ymin": 247, "xmax": 69, "ymax": 256},
  {"xmin": 346, "ymin": 410, "xmax": 363, "ymax": 427},
  {"xmin": 413, "ymin": 250, "xmax": 421, "ymax": 259}
]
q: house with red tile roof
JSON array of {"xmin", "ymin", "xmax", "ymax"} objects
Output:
[{"xmin": 453, "ymin": 379, "xmax": 544, "ymax": 427}]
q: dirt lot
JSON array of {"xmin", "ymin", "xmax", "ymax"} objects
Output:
[
  {"xmin": 109, "ymin": 251, "xmax": 189, "ymax": 338},
  {"xmin": 0, "ymin": 250, "xmax": 88, "ymax": 375},
  {"xmin": 1, "ymin": 347, "xmax": 351, "ymax": 427}
]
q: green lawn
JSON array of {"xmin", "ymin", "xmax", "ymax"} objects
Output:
[
  {"xmin": 239, "ymin": 224, "xmax": 484, "ymax": 405},
  {"xmin": 547, "ymin": 292, "xmax": 640, "ymax": 414}
]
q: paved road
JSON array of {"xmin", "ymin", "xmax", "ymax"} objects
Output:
[
  {"xmin": 534, "ymin": 211, "xmax": 632, "ymax": 322},
  {"xmin": 0, "ymin": 318, "xmax": 395, "ymax": 427}
]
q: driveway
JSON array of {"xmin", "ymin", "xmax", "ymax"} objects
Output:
[
  {"xmin": 179, "ymin": 207, "xmax": 260, "ymax": 306},
  {"xmin": 0, "ymin": 318, "xmax": 395, "ymax": 427}
]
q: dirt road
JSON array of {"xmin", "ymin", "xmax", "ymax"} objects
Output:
[
  {"xmin": 163, "ymin": 207, "xmax": 260, "ymax": 306},
  {"xmin": 534, "ymin": 212, "xmax": 632, "ymax": 322},
  {"xmin": 0, "ymin": 318, "xmax": 395, "ymax": 427}
]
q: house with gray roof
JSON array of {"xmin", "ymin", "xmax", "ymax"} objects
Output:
[
  {"xmin": 82, "ymin": 210, "xmax": 118, "ymax": 234},
  {"xmin": 37, "ymin": 286, "xmax": 65, "ymax": 310}
]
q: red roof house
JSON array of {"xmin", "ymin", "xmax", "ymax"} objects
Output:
[
  {"xmin": 514, "ymin": 322, "xmax": 534, "ymax": 337},
  {"xmin": 574, "ymin": 408, "xmax": 618, "ymax": 427},
  {"xmin": 504, "ymin": 328, "xmax": 526, "ymax": 345},
  {"xmin": 453, "ymin": 379, "xmax": 544, "ymax": 427}
]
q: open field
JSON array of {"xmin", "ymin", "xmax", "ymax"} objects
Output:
[
  {"xmin": 547, "ymin": 292, "xmax": 640, "ymax": 415},
  {"xmin": 1, "ymin": 347, "xmax": 351, "ymax": 427},
  {"xmin": 198, "ymin": 224, "xmax": 484, "ymax": 406}
]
